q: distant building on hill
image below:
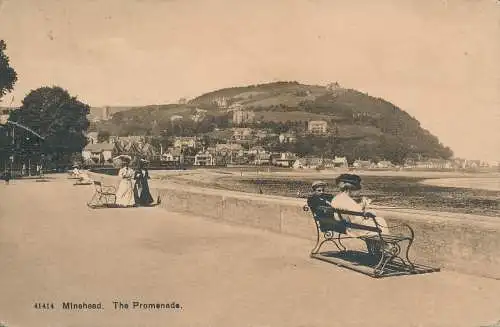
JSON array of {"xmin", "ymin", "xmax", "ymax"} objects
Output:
[
  {"xmin": 232, "ymin": 128, "xmax": 253, "ymax": 142},
  {"xmin": 88, "ymin": 106, "xmax": 131, "ymax": 122},
  {"xmin": 170, "ymin": 115, "xmax": 183, "ymax": 122},
  {"xmin": 213, "ymin": 97, "xmax": 229, "ymax": 109},
  {"xmin": 232, "ymin": 110, "xmax": 255, "ymax": 125},
  {"xmin": 307, "ymin": 120, "xmax": 328, "ymax": 134},
  {"xmin": 279, "ymin": 132, "xmax": 297, "ymax": 144}
]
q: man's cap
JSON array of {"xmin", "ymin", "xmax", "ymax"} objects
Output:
[{"xmin": 312, "ymin": 180, "xmax": 327, "ymax": 190}]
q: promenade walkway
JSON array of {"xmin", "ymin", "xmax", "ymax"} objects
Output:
[{"xmin": 1, "ymin": 175, "xmax": 500, "ymax": 327}]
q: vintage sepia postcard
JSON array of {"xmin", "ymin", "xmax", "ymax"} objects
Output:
[{"xmin": 1, "ymin": 0, "xmax": 499, "ymax": 326}]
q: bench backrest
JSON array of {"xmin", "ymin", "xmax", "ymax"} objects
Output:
[{"xmin": 305, "ymin": 204, "xmax": 383, "ymax": 235}]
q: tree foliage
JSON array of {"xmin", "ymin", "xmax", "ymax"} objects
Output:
[
  {"xmin": 0, "ymin": 40, "xmax": 17, "ymax": 101},
  {"xmin": 10, "ymin": 86, "xmax": 90, "ymax": 164},
  {"xmin": 97, "ymin": 130, "xmax": 111, "ymax": 143}
]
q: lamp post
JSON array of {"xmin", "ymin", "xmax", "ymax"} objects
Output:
[{"xmin": 10, "ymin": 124, "xmax": 14, "ymax": 173}]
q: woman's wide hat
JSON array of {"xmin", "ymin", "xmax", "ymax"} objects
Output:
[{"xmin": 335, "ymin": 173, "xmax": 362, "ymax": 190}]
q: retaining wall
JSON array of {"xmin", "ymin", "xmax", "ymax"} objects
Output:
[{"xmin": 90, "ymin": 173, "xmax": 500, "ymax": 279}]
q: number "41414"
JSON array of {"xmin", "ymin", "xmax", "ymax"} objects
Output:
[{"xmin": 34, "ymin": 303, "xmax": 55, "ymax": 310}]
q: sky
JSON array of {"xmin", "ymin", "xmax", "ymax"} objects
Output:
[{"xmin": 0, "ymin": 0, "xmax": 499, "ymax": 161}]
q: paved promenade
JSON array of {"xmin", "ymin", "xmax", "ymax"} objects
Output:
[{"xmin": 1, "ymin": 175, "xmax": 500, "ymax": 327}]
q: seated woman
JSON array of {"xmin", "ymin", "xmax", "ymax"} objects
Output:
[
  {"xmin": 74, "ymin": 169, "xmax": 93, "ymax": 185},
  {"xmin": 331, "ymin": 174, "xmax": 390, "ymax": 236},
  {"xmin": 332, "ymin": 174, "xmax": 390, "ymax": 255}
]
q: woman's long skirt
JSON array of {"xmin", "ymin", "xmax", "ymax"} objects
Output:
[{"xmin": 115, "ymin": 179, "xmax": 135, "ymax": 207}]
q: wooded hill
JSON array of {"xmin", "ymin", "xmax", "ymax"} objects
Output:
[{"xmin": 90, "ymin": 81, "xmax": 453, "ymax": 163}]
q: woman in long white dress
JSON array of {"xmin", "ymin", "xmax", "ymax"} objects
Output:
[{"xmin": 115, "ymin": 159, "xmax": 136, "ymax": 207}]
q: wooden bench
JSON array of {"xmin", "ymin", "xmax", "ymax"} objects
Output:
[
  {"xmin": 87, "ymin": 181, "xmax": 117, "ymax": 208},
  {"xmin": 303, "ymin": 204, "xmax": 439, "ymax": 277}
]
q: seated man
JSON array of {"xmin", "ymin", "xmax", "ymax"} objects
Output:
[{"xmin": 307, "ymin": 181, "xmax": 348, "ymax": 234}]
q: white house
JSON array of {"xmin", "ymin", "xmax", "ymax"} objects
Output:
[
  {"xmin": 232, "ymin": 128, "xmax": 253, "ymax": 141},
  {"xmin": 215, "ymin": 143, "xmax": 243, "ymax": 154},
  {"xmin": 253, "ymin": 153, "xmax": 271, "ymax": 165},
  {"xmin": 273, "ymin": 152, "xmax": 297, "ymax": 167},
  {"xmin": 173, "ymin": 137, "xmax": 198, "ymax": 148},
  {"xmin": 330, "ymin": 156, "xmax": 348, "ymax": 168},
  {"xmin": 162, "ymin": 148, "xmax": 183, "ymax": 163},
  {"xmin": 353, "ymin": 160, "xmax": 374, "ymax": 169},
  {"xmin": 232, "ymin": 110, "xmax": 255, "ymax": 125},
  {"xmin": 293, "ymin": 157, "xmax": 323, "ymax": 169},
  {"xmin": 377, "ymin": 160, "xmax": 394, "ymax": 168},
  {"xmin": 307, "ymin": 120, "xmax": 328, "ymax": 134},
  {"xmin": 279, "ymin": 132, "xmax": 297, "ymax": 144},
  {"xmin": 194, "ymin": 151, "xmax": 215, "ymax": 166},
  {"xmin": 248, "ymin": 146, "xmax": 267, "ymax": 155},
  {"xmin": 82, "ymin": 143, "xmax": 115, "ymax": 164}
]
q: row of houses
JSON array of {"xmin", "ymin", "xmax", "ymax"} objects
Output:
[
  {"xmin": 162, "ymin": 148, "xmax": 299, "ymax": 167},
  {"xmin": 83, "ymin": 133, "xmax": 497, "ymax": 170}
]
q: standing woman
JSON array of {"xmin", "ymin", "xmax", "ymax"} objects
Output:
[
  {"xmin": 134, "ymin": 159, "xmax": 154, "ymax": 206},
  {"xmin": 115, "ymin": 156, "xmax": 136, "ymax": 207}
]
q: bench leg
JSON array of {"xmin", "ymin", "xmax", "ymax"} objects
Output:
[
  {"xmin": 87, "ymin": 192, "xmax": 99, "ymax": 208},
  {"xmin": 311, "ymin": 231, "xmax": 345, "ymax": 256},
  {"xmin": 336, "ymin": 233, "xmax": 347, "ymax": 252},
  {"xmin": 374, "ymin": 242, "xmax": 400, "ymax": 277},
  {"xmin": 404, "ymin": 239, "xmax": 416, "ymax": 271}
]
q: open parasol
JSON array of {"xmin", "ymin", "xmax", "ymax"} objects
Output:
[{"xmin": 113, "ymin": 154, "xmax": 132, "ymax": 163}]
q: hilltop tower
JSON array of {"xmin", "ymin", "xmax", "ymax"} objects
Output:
[{"xmin": 102, "ymin": 106, "xmax": 111, "ymax": 120}]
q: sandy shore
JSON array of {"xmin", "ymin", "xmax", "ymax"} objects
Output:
[
  {"xmin": 151, "ymin": 168, "xmax": 500, "ymax": 191},
  {"xmin": 421, "ymin": 177, "xmax": 500, "ymax": 191}
]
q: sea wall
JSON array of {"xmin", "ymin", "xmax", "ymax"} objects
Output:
[{"xmin": 90, "ymin": 172, "xmax": 500, "ymax": 279}]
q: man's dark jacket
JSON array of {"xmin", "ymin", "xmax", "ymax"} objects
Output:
[{"xmin": 307, "ymin": 193, "xmax": 347, "ymax": 234}]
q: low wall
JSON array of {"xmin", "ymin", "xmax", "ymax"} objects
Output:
[{"xmin": 90, "ymin": 173, "xmax": 500, "ymax": 279}]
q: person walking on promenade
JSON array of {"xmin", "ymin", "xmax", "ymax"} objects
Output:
[
  {"xmin": 3, "ymin": 168, "xmax": 11, "ymax": 185},
  {"xmin": 133, "ymin": 159, "xmax": 154, "ymax": 206},
  {"xmin": 115, "ymin": 156, "xmax": 136, "ymax": 207}
]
